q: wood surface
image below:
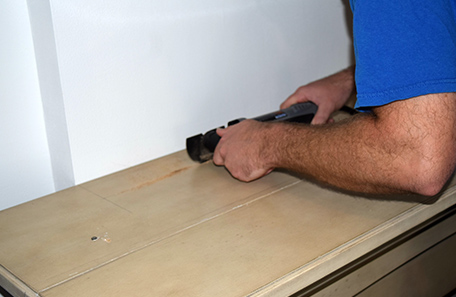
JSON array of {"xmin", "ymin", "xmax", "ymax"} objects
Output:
[
  {"xmin": 1, "ymin": 150, "xmax": 456, "ymax": 296},
  {"xmin": 357, "ymin": 233, "xmax": 456, "ymax": 297},
  {"xmin": 310, "ymin": 209, "xmax": 456, "ymax": 296}
]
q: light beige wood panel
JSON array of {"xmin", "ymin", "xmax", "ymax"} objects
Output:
[
  {"xmin": 80, "ymin": 150, "xmax": 197, "ymax": 198},
  {"xmin": 357, "ymin": 233, "xmax": 456, "ymax": 297},
  {"xmin": 0, "ymin": 151, "xmax": 299, "ymax": 294},
  {"xmin": 311, "ymin": 211, "xmax": 456, "ymax": 296},
  {"xmin": 3, "ymin": 150, "xmax": 456, "ymax": 296},
  {"xmin": 0, "ymin": 186, "xmax": 150, "ymax": 292},
  {"xmin": 41, "ymin": 180, "xmax": 417, "ymax": 297},
  {"xmin": 102, "ymin": 160, "xmax": 298, "ymax": 238},
  {"xmin": 0, "ymin": 266, "xmax": 37, "ymax": 297},
  {"xmin": 258, "ymin": 183, "xmax": 456, "ymax": 297}
]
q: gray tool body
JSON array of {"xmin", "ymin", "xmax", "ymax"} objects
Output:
[{"xmin": 186, "ymin": 102, "xmax": 318, "ymax": 163}]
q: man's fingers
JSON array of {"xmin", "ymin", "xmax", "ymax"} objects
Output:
[
  {"xmin": 311, "ymin": 104, "xmax": 334, "ymax": 125},
  {"xmin": 280, "ymin": 95, "xmax": 307, "ymax": 110},
  {"xmin": 216, "ymin": 127, "xmax": 226, "ymax": 137},
  {"xmin": 280, "ymin": 98, "xmax": 296, "ymax": 109},
  {"xmin": 212, "ymin": 147, "xmax": 224, "ymax": 165},
  {"xmin": 212, "ymin": 130, "xmax": 225, "ymax": 166}
]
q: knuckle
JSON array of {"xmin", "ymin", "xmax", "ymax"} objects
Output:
[
  {"xmin": 218, "ymin": 146, "xmax": 227, "ymax": 157},
  {"xmin": 230, "ymin": 167, "xmax": 245, "ymax": 181}
]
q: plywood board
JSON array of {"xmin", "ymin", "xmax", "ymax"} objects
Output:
[
  {"xmin": 0, "ymin": 151, "xmax": 301, "ymax": 294},
  {"xmin": 1, "ymin": 150, "xmax": 456, "ymax": 296},
  {"xmin": 40, "ymin": 180, "xmax": 416, "ymax": 296},
  {"xmin": 357, "ymin": 233, "xmax": 456, "ymax": 297}
]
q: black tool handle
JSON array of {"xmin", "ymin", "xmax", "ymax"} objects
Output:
[
  {"xmin": 253, "ymin": 101, "xmax": 317, "ymax": 123},
  {"xmin": 202, "ymin": 129, "xmax": 221, "ymax": 152}
]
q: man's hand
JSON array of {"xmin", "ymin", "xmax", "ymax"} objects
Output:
[
  {"xmin": 212, "ymin": 120, "xmax": 276, "ymax": 182},
  {"xmin": 281, "ymin": 66, "xmax": 356, "ymax": 124}
]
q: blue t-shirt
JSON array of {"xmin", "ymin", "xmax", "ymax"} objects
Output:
[{"xmin": 350, "ymin": 0, "xmax": 456, "ymax": 110}]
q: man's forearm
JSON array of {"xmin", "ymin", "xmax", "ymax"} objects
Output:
[
  {"xmin": 268, "ymin": 93, "xmax": 456, "ymax": 196},
  {"xmin": 269, "ymin": 115, "xmax": 406, "ymax": 194}
]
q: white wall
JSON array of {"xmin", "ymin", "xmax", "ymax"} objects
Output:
[
  {"xmin": 0, "ymin": 1, "xmax": 55, "ymax": 211},
  {"xmin": 0, "ymin": 0, "xmax": 353, "ymax": 211}
]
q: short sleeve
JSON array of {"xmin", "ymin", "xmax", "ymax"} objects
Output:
[{"xmin": 351, "ymin": 0, "xmax": 456, "ymax": 110}]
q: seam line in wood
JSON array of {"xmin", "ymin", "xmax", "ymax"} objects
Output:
[{"xmin": 39, "ymin": 179, "xmax": 302, "ymax": 294}]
